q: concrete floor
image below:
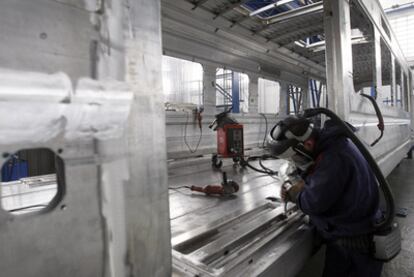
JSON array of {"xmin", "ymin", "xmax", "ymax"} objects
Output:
[
  {"xmin": 296, "ymin": 158, "xmax": 414, "ymax": 277},
  {"xmin": 382, "ymin": 158, "xmax": 414, "ymax": 277}
]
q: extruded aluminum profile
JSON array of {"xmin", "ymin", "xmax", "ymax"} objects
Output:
[
  {"xmin": 0, "ymin": 69, "xmax": 132, "ymax": 277},
  {"xmin": 172, "ymin": 202, "xmax": 310, "ymax": 277},
  {"xmin": 265, "ymin": 2, "xmax": 323, "ymax": 25}
]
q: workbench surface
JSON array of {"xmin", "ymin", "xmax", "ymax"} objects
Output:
[{"xmin": 168, "ymin": 158, "xmax": 315, "ymax": 277}]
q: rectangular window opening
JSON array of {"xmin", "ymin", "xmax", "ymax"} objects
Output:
[
  {"xmin": 162, "ymin": 56, "xmax": 203, "ymax": 111},
  {"xmin": 258, "ymin": 78, "xmax": 280, "ymax": 114},
  {"xmin": 216, "ymin": 68, "xmax": 249, "ymax": 113}
]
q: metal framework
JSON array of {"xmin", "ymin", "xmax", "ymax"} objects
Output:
[
  {"xmin": 0, "ymin": 0, "xmax": 412, "ymax": 277},
  {"xmin": 288, "ymin": 84, "xmax": 304, "ymax": 114},
  {"xmin": 309, "ymin": 79, "xmax": 323, "ymax": 108}
]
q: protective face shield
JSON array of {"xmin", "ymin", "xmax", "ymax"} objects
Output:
[{"xmin": 266, "ymin": 116, "xmax": 315, "ymax": 167}]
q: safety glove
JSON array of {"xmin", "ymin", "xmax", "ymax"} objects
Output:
[{"xmin": 279, "ymin": 162, "xmax": 305, "ymax": 203}]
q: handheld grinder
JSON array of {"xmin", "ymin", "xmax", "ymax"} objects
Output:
[{"xmin": 190, "ymin": 172, "xmax": 239, "ymax": 196}]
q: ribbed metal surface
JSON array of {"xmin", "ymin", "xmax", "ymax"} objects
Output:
[{"xmin": 186, "ymin": 0, "xmax": 325, "ymax": 64}]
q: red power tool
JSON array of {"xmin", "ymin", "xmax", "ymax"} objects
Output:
[{"xmin": 190, "ymin": 172, "xmax": 239, "ymax": 196}]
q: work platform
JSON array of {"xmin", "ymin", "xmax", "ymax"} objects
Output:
[{"xmin": 168, "ymin": 158, "xmax": 314, "ymax": 277}]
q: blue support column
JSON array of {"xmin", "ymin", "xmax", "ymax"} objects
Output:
[
  {"xmin": 232, "ymin": 71, "xmax": 240, "ymax": 113},
  {"xmin": 370, "ymin": 84, "xmax": 376, "ymax": 98}
]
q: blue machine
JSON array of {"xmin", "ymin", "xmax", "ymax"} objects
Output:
[{"xmin": 1, "ymin": 155, "xmax": 28, "ymax": 182}]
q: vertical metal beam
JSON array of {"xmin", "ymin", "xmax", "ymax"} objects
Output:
[
  {"xmin": 289, "ymin": 86, "xmax": 296, "ymax": 113},
  {"xmin": 391, "ymin": 55, "xmax": 396, "ymax": 106},
  {"xmin": 248, "ymin": 74, "xmax": 259, "ymax": 113},
  {"xmin": 232, "ymin": 71, "xmax": 240, "ymax": 113},
  {"xmin": 96, "ymin": 0, "xmax": 125, "ymax": 80},
  {"xmin": 373, "ymin": 28, "xmax": 382, "ymax": 100},
  {"xmin": 309, "ymin": 79, "xmax": 316, "ymax": 107},
  {"xmin": 409, "ymin": 73, "xmax": 413, "ymax": 115},
  {"xmin": 401, "ymin": 69, "xmax": 405, "ymax": 109},
  {"xmin": 405, "ymin": 73, "xmax": 411, "ymax": 112},
  {"xmin": 124, "ymin": 0, "xmax": 171, "ymax": 276},
  {"xmin": 96, "ymin": 1, "xmax": 128, "ymax": 276},
  {"xmin": 302, "ymin": 81, "xmax": 309, "ymax": 109},
  {"xmin": 202, "ymin": 64, "xmax": 217, "ymax": 115},
  {"xmin": 323, "ymin": 0, "xmax": 353, "ymax": 119},
  {"xmin": 279, "ymin": 81, "xmax": 289, "ymax": 118}
]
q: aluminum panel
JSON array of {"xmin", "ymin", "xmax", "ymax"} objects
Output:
[
  {"xmin": 0, "ymin": 70, "xmax": 132, "ymax": 277},
  {"xmin": 0, "ymin": 0, "xmax": 96, "ymax": 80},
  {"xmin": 169, "ymin": 160, "xmax": 314, "ymax": 277}
]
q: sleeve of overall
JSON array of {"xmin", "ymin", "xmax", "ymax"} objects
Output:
[{"xmin": 297, "ymin": 152, "xmax": 348, "ymax": 215}]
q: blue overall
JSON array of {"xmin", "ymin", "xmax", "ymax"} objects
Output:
[{"xmin": 297, "ymin": 122, "xmax": 383, "ymax": 277}]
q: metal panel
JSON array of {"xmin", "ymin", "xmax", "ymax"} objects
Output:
[
  {"xmin": 0, "ymin": 71, "xmax": 132, "ymax": 277},
  {"xmin": 323, "ymin": 0, "xmax": 353, "ymax": 119},
  {"xmin": 53, "ymin": 0, "xmax": 100, "ymax": 11},
  {"xmin": 0, "ymin": 0, "xmax": 96, "ymax": 81},
  {"xmin": 357, "ymin": 0, "xmax": 410, "ymax": 74},
  {"xmin": 123, "ymin": 0, "xmax": 172, "ymax": 276},
  {"xmin": 169, "ymin": 160, "xmax": 314, "ymax": 277}
]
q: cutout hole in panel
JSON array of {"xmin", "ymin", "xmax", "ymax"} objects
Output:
[{"xmin": 0, "ymin": 148, "xmax": 65, "ymax": 215}]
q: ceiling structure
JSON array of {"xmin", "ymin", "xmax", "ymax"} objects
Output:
[
  {"xmin": 162, "ymin": 0, "xmax": 382, "ymax": 87},
  {"xmin": 162, "ymin": 0, "xmax": 326, "ymax": 86}
]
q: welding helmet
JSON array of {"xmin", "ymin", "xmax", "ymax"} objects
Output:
[{"xmin": 266, "ymin": 116, "xmax": 315, "ymax": 160}]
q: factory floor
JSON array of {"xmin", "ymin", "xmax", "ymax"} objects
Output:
[{"xmin": 296, "ymin": 158, "xmax": 414, "ymax": 277}]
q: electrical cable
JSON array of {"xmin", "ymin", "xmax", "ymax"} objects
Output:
[
  {"xmin": 259, "ymin": 158, "xmax": 278, "ymax": 175},
  {"xmin": 360, "ymin": 93, "xmax": 384, "ymax": 147},
  {"xmin": 240, "ymin": 154, "xmax": 279, "ymax": 175},
  {"xmin": 184, "ymin": 111, "xmax": 203, "ymax": 153},
  {"xmin": 303, "ymin": 108, "xmax": 394, "ymax": 231},
  {"xmin": 259, "ymin": 113, "xmax": 268, "ymax": 148}
]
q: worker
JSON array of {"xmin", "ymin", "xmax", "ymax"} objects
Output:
[{"xmin": 268, "ymin": 116, "xmax": 383, "ymax": 277}]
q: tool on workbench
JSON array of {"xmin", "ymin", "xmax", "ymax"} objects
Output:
[
  {"xmin": 209, "ymin": 108, "xmax": 244, "ymax": 168},
  {"xmin": 190, "ymin": 171, "xmax": 239, "ymax": 196}
]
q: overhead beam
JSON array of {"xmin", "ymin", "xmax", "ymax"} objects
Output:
[
  {"xmin": 162, "ymin": 0, "xmax": 326, "ymax": 80},
  {"xmin": 268, "ymin": 24, "xmax": 323, "ymax": 44},
  {"xmin": 213, "ymin": 0, "xmax": 251, "ymax": 19},
  {"xmin": 253, "ymin": 2, "xmax": 323, "ymax": 34},
  {"xmin": 191, "ymin": 0, "xmax": 211, "ymax": 10},
  {"xmin": 249, "ymin": 0, "xmax": 296, "ymax": 17},
  {"xmin": 230, "ymin": 15, "xmax": 249, "ymax": 27}
]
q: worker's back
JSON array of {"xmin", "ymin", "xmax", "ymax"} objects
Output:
[{"xmin": 298, "ymin": 121, "xmax": 380, "ymax": 240}]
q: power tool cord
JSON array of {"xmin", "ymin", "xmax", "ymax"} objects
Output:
[
  {"xmin": 360, "ymin": 93, "xmax": 384, "ymax": 147},
  {"xmin": 240, "ymin": 155, "xmax": 279, "ymax": 175},
  {"xmin": 184, "ymin": 111, "xmax": 203, "ymax": 153}
]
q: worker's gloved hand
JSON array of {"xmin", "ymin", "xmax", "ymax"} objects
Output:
[
  {"xmin": 280, "ymin": 180, "xmax": 305, "ymax": 203},
  {"xmin": 279, "ymin": 161, "xmax": 305, "ymax": 203}
]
